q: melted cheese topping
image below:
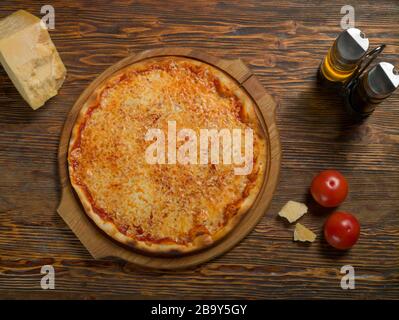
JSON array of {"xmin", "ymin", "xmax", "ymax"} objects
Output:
[{"xmin": 69, "ymin": 57, "xmax": 264, "ymax": 247}]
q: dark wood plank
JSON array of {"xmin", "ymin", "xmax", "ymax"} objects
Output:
[{"xmin": 0, "ymin": 0, "xmax": 398, "ymax": 299}]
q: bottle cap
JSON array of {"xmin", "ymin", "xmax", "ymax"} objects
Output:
[
  {"xmin": 364, "ymin": 62, "xmax": 399, "ymax": 99},
  {"xmin": 335, "ymin": 28, "xmax": 369, "ymax": 65}
]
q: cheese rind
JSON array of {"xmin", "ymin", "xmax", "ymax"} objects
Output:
[
  {"xmin": 0, "ymin": 10, "xmax": 66, "ymax": 109},
  {"xmin": 278, "ymin": 200, "xmax": 308, "ymax": 223}
]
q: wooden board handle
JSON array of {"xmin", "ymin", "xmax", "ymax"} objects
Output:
[
  {"xmin": 57, "ymin": 185, "xmax": 112, "ymax": 259},
  {"xmin": 57, "ymin": 185, "xmax": 155, "ymax": 264}
]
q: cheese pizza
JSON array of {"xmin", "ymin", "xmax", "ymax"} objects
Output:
[{"xmin": 68, "ymin": 57, "xmax": 266, "ymax": 254}]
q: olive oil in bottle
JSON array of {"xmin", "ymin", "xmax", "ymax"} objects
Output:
[{"xmin": 319, "ymin": 28, "xmax": 369, "ymax": 86}]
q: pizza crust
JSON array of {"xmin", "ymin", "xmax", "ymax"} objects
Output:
[{"xmin": 68, "ymin": 56, "xmax": 267, "ymax": 255}]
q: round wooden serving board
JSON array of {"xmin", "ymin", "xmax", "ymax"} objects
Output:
[{"xmin": 57, "ymin": 48, "xmax": 281, "ymax": 269}]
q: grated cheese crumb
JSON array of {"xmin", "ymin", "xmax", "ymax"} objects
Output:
[
  {"xmin": 293, "ymin": 223, "xmax": 316, "ymax": 242},
  {"xmin": 278, "ymin": 200, "xmax": 308, "ymax": 223}
]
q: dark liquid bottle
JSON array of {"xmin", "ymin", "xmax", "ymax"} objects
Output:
[{"xmin": 346, "ymin": 62, "xmax": 399, "ymax": 119}]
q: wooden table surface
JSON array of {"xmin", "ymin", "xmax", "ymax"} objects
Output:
[{"xmin": 0, "ymin": 0, "xmax": 398, "ymax": 299}]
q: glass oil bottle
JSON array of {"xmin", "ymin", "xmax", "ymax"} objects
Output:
[{"xmin": 318, "ymin": 28, "xmax": 369, "ymax": 87}]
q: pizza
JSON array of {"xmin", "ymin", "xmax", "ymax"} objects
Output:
[{"xmin": 68, "ymin": 56, "xmax": 266, "ymax": 255}]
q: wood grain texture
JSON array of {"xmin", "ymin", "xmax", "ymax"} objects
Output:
[{"xmin": 0, "ymin": 0, "xmax": 398, "ymax": 299}]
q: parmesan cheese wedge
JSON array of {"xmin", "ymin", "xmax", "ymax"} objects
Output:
[
  {"xmin": 294, "ymin": 223, "xmax": 316, "ymax": 242},
  {"xmin": 278, "ymin": 200, "xmax": 308, "ymax": 223},
  {"xmin": 0, "ymin": 10, "xmax": 66, "ymax": 109}
]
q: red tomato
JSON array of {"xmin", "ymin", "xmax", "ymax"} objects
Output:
[
  {"xmin": 324, "ymin": 211, "xmax": 360, "ymax": 250},
  {"xmin": 311, "ymin": 170, "xmax": 348, "ymax": 207}
]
